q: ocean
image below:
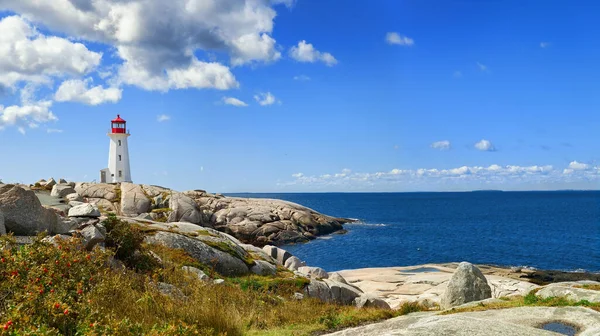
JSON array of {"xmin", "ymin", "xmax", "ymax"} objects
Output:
[{"xmin": 227, "ymin": 191, "xmax": 600, "ymax": 273}]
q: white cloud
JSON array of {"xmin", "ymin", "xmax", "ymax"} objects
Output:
[
  {"xmin": 271, "ymin": 0, "xmax": 296, "ymax": 8},
  {"xmin": 281, "ymin": 162, "xmax": 599, "ymax": 190},
  {"xmin": 157, "ymin": 114, "xmax": 170, "ymax": 122},
  {"xmin": 254, "ymin": 92, "xmax": 278, "ymax": 106},
  {"xmin": 540, "ymin": 42, "xmax": 550, "ymax": 48},
  {"xmin": 477, "ymin": 62, "xmax": 488, "ymax": 72},
  {"xmin": 567, "ymin": 161, "xmax": 590, "ymax": 170},
  {"xmin": 475, "ymin": 139, "xmax": 495, "ymax": 151},
  {"xmin": 47, "ymin": 128, "xmax": 63, "ymax": 133},
  {"xmin": 289, "ymin": 40, "xmax": 338, "ymax": 66},
  {"xmin": 1, "ymin": 0, "xmax": 286, "ymax": 91},
  {"xmin": 385, "ymin": 32, "xmax": 414, "ymax": 46},
  {"xmin": 431, "ymin": 140, "xmax": 451, "ymax": 150},
  {"xmin": 55, "ymin": 79, "xmax": 121, "ymax": 105},
  {"xmin": 223, "ymin": 97, "xmax": 248, "ymax": 107},
  {"xmin": 0, "ymin": 15, "xmax": 102, "ymax": 89},
  {"xmin": 294, "ymin": 75, "xmax": 311, "ymax": 81},
  {"xmin": 0, "ymin": 100, "xmax": 57, "ymax": 130}
]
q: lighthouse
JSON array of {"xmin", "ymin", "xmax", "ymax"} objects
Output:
[{"xmin": 100, "ymin": 115, "xmax": 132, "ymax": 183}]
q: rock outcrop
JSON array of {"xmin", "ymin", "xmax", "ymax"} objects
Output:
[
  {"xmin": 67, "ymin": 183, "xmax": 348, "ymax": 246},
  {"xmin": 50, "ymin": 184, "xmax": 76, "ymax": 198},
  {"xmin": 536, "ymin": 281, "xmax": 600, "ymax": 303},
  {"xmin": 324, "ymin": 306, "xmax": 600, "ymax": 336},
  {"xmin": 441, "ymin": 262, "xmax": 492, "ymax": 309},
  {"xmin": 0, "ymin": 185, "xmax": 59, "ymax": 235}
]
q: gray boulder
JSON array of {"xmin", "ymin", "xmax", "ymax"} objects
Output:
[
  {"xmin": 156, "ymin": 282, "xmax": 185, "ymax": 299},
  {"xmin": 120, "ymin": 182, "xmax": 151, "ymax": 216},
  {"xmin": 52, "ymin": 217, "xmax": 79, "ymax": 234},
  {"xmin": 324, "ymin": 279, "xmax": 364, "ymax": 305},
  {"xmin": 68, "ymin": 203, "xmax": 101, "ymax": 218},
  {"xmin": 354, "ymin": 293, "xmax": 391, "ymax": 309},
  {"xmin": 304, "ymin": 279, "xmax": 334, "ymax": 303},
  {"xmin": 41, "ymin": 234, "xmax": 72, "ymax": 246},
  {"xmin": 182, "ymin": 266, "xmax": 209, "ymax": 281},
  {"xmin": 65, "ymin": 193, "xmax": 83, "ymax": 202},
  {"xmin": 167, "ymin": 192, "xmax": 204, "ymax": 224},
  {"xmin": 0, "ymin": 184, "xmax": 59, "ymax": 235},
  {"xmin": 328, "ymin": 272, "xmax": 349, "ymax": 284},
  {"xmin": 298, "ymin": 266, "xmax": 329, "ymax": 279},
  {"xmin": 251, "ymin": 260, "xmax": 278, "ymax": 276},
  {"xmin": 80, "ymin": 225, "xmax": 105, "ymax": 250},
  {"xmin": 284, "ymin": 256, "xmax": 306, "ymax": 271},
  {"xmin": 144, "ymin": 231, "xmax": 249, "ymax": 276},
  {"xmin": 50, "ymin": 184, "xmax": 76, "ymax": 198},
  {"xmin": 45, "ymin": 178, "xmax": 57, "ymax": 188},
  {"xmin": 262, "ymin": 245, "xmax": 292, "ymax": 265},
  {"xmin": 441, "ymin": 262, "xmax": 492, "ymax": 309}
]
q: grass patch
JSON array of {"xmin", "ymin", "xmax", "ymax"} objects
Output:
[
  {"xmin": 441, "ymin": 288, "xmax": 600, "ymax": 315},
  {"xmin": 0, "ymin": 225, "xmax": 404, "ymax": 335},
  {"xmin": 575, "ymin": 284, "xmax": 600, "ymax": 291},
  {"xmin": 113, "ymin": 187, "xmax": 122, "ymax": 203}
]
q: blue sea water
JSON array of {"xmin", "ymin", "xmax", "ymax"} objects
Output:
[{"xmin": 227, "ymin": 191, "xmax": 600, "ymax": 272}]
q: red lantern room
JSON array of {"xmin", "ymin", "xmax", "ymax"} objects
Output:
[{"xmin": 111, "ymin": 114, "xmax": 126, "ymax": 134}]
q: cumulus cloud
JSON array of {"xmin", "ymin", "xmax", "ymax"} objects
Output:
[
  {"xmin": 0, "ymin": 100, "xmax": 57, "ymax": 131},
  {"xmin": 0, "ymin": 0, "xmax": 289, "ymax": 91},
  {"xmin": 567, "ymin": 161, "xmax": 590, "ymax": 170},
  {"xmin": 281, "ymin": 163, "xmax": 599, "ymax": 190},
  {"xmin": 475, "ymin": 139, "xmax": 495, "ymax": 151},
  {"xmin": 385, "ymin": 32, "xmax": 414, "ymax": 46},
  {"xmin": 289, "ymin": 41, "xmax": 338, "ymax": 66},
  {"xmin": 55, "ymin": 79, "xmax": 121, "ymax": 105},
  {"xmin": 0, "ymin": 15, "xmax": 102, "ymax": 89},
  {"xmin": 254, "ymin": 92, "xmax": 278, "ymax": 106},
  {"xmin": 223, "ymin": 97, "xmax": 248, "ymax": 107},
  {"xmin": 157, "ymin": 114, "xmax": 170, "ymax": 122},
  {"xmin": 431, "ymin": 140, "xmax": 451, "ymax": 150}
]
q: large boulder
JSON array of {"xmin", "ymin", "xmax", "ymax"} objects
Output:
[
  {"xmin": 304, "ymin": 279, "xmax": 363, "ymax": 305},
  {"xmin": 45, "ymin": 178, "xmax": 57, "ymax": 188},
  {"xmin": 68, "ymin": 204, "xmax": 101, "ymax": 218},
  {"xmin": 50, "ymin": 184, "xmax": 76, "ymax": 198},
  {"xmin": 167, "ymin": 192, "xmax": 204, "ymax": 224},
  {"xmin": 441, "ymin": 262, "xmax": 492, "ymax": 309},
  {"xmin": 354, "ymin": 293, "xmax": 391, "ymax": 309},
  {"xmin": 0, "ymin": 185, "xmax": 59, "ymax": 235},
  {"xmin": 250, "ymin": 260, "xmax": 277, "ymax": 276},
  {"xmin": 65, "ymin": 193, "xmax": 83, "ymax": 202},
  {"xmin": 284, "ymin": 256, "xmax": 306, "ymax": 271},
  {"xmin": 144, "ymin": 231, "xmax": 249, "ymax": 276},
  {"xmin": 79, "ymin": 225, "xmax": 105, "ymax": 250},
  {"xmin": 262, "ymin": 245, "xmax": 292, "ymax": 265},
  {"xmin": 298, "ymin": 266, "xmax": 329, "ymax": 279},
  {"xmin": 120, "ymin": 182, "xmax": 151, "ymax": 215}
]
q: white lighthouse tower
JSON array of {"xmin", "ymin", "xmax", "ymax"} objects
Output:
[{"xmin": 100, "ymin": 115, "xmax": 132, "ymax": 183}]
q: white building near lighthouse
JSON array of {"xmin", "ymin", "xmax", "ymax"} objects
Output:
[{"xmin": 100, "ymin": 115, "xmax": 132, "ymax": 183}]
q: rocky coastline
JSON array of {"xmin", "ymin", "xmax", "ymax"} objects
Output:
[{"xmin": 0, "ymin": 178, "xmax": 598, "ymax": 335}]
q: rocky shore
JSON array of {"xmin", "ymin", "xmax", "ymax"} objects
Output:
[
  {"xmin": 0, "ymin": 178, "xmax": 598, "ymax": 335},
  {"xmin": 2, "ymin": 179, "xmax": 349, "ymax": 246}
]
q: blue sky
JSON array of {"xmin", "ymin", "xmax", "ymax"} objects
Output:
[{"xmin": 0, "ymin": 0, "xmax": 599, "ymax": 192}]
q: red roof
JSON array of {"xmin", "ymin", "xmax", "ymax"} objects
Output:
[{"xmin": 111, "ymin": 114, "xmax": 126, "ymax": 123}]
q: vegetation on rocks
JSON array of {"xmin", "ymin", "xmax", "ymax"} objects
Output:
[
  {"xmin": 440, "ymin": 289, "xmax": 600, "ymax": 315},
  {"xmin": 0, "ymin": 216, "xmax": 403, "ymax": 335}
]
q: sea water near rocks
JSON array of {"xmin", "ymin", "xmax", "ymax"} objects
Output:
[{"xmin": 228, "ymin": 191, "xmax": 600, "ymax": 272}]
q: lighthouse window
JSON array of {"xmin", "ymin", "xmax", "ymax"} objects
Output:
[
  {"xmin": 118, "ymin": 170, "xmax": 122, "ymax": 178},
  {"xmin": 118, "ymin": 140, "xmax": 121, "ymax": 146},
  {"xmin": 118, "ymin": 155, "xmax": 122, "ymax": 161}
]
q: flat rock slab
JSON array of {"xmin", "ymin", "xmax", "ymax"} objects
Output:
[
  {"xmin": 324, "ymin": 306, "xmax": 600, "ymax": 336},
  {"xmin": 338, "ymin": 264, "xmax": 538, "ymax": 309}
]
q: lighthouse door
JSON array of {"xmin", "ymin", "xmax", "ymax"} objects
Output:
[{"xmin": 100, "ymin": 170, "xmax": 107, "ymax": 183}]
